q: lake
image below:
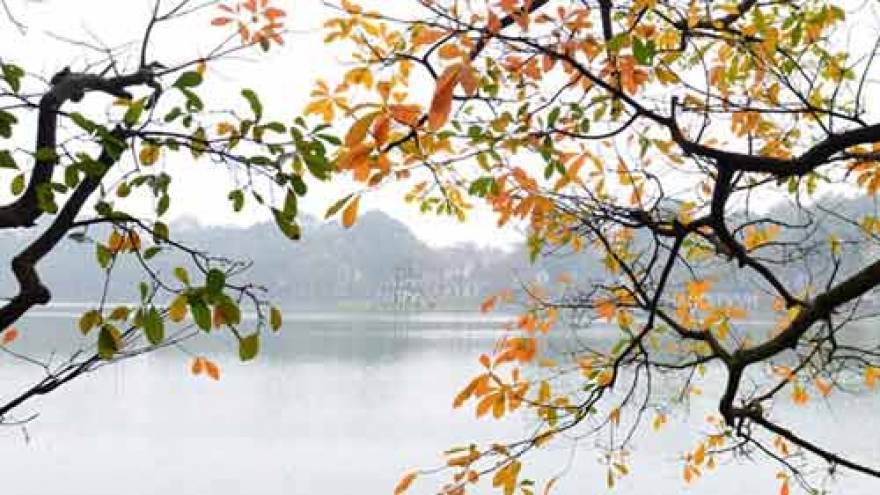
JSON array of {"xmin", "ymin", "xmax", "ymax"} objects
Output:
[{"xmin": 0, "ymin": 310, "xmax": 878, "ymax": 494}]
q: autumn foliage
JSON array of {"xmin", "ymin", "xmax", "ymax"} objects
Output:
[{"xmin": 311, "ymin": 0, "xmax": 880, "ymax": 493}]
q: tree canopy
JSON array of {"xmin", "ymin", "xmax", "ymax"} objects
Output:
[
  {"xmin": 312, "ymin": 0, "xmax": 880, "ymax": 494},
  {"xmin": 0, "ymin": 0, "xmax": 332, "ymax": 415},
  {"xmin": 3, "ymin": 0, "xmax": 880, "ymax": 494}
]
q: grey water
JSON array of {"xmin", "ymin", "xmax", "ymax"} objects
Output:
[{"xmin": 0, "ymin": 310, "xmax": 878, "ymax": 495}]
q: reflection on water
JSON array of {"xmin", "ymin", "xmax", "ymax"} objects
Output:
[{"xmin": 0, "ymin": 311, "xmax": 878, "ymax": 495}]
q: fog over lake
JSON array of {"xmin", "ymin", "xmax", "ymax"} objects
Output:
[{"xmin": 0, "ymin": 309, "xmax": 877, "ymax": 495}]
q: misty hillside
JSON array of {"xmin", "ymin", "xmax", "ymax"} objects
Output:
[{"xmin": 0, "ymin": 211, "xmax": 585, "ymax": 309}]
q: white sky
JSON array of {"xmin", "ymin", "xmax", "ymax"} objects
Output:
[{"xmin": 0, "ymin": 0, "xmax": 525, "ymax": 249}]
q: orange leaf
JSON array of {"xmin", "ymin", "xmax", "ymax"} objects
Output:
[
  {"xmin": 342, "ymin": 196, "xmax": 360, "ymax": 228},
  {"xmin": 394, "ymin": 472, "xmax": 418, "ymax": 495},
  {"xmin": 337, "ymin": 143, "xmax": 372, "ymax": 172},
  {"xmin": 191, "ymin": 357, "xmax": 204, "ymax": 375},
  {"xmin": 2, "ymin": 327, "xmax": 19, "ymax": 345},
  {"xmin": 388, "ymin": 104, "xmax": 423, "ymax": 126},
  {"xmin": 204, "ymin": 359, "xmax": 220, "ymax": 380},
  {"xmin": 428, "ymin": 64, "xmax": 463, "ymax": 131},
  {"xmin": 480, "ymin": 295, "xmax": 497, "ymax": 313}
]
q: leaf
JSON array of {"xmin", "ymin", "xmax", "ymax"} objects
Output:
[
  {"xmin": 205, "ymin": 268, "xmax": 226, "ymax": 296},
  {"xmin": 342, "ymin": 195, "xmax": 360, "ymax": 228},
  {"xmin": 190, "ymin": 127, "xmax": 208, "ymax": 159},
  {"xmin": 0, "ymin": 149, "xmax": 17, "ymax": 169},
  {"xmin": 2, "ymin": 63, "xmax": 24, "ymax": 93},
  {"xmin": 238, "ymin": 333, "xmax": 260, "ymax": 361},
  {"xmin": 168, "ymin": 295, "xmax": 188, "ymax": 322},
  {"xmin": 174, "ymin": 266, "xmax": 190, "ymax": 286},
  {"xmin": 865, "ymin": 366, "xmax": 880, "ymax": 388},
  {"xmin": 78, "ymin": 309, "xmax": 102, "ymax": 334},
  {"xmin": 97, "ymin": 325, "xmax": 120, "ymax": 359},
  {"xmin": 228, "ymin": 189, "xmax": 245, "ymax": 212},
  {"xmin": 325, "ymin": 194, "xmax": 354, "ymax": 219},
  {"xmin": 189, "ymin": 297, "xmax": 212, "ymax": 331},
  {"xmin": 123, "ymin": 98, "xmax": 146, "ymax": 127},
  {"xmin": 140, "ymin": 144, "xmax": 160, "ymax": 165},
  {"xmin": 10, "ymin": 173, "xmax": 24, "ymax": 195},
  {"xmin": 191, "ymin": 357, "xmax": 204, "ymax": 375},
  {"xmin": 173, "ymin": 71, "xmax": 203, "ymax": 89},
  {"xmin": 394, "ymin": 472, "xmax": 418, "ymax": 495},
  {"xmin": 143, "ymin": 306, "xmax": 165, "ymax": 345},
  {"xmin": 2, "ymin": 327, "xmax": 19, "ymax": 345},
  {"xmin": 204, "ymin": 359, "xmax": 220, "ymax": 380},
  {"xmin": 345, "ymin": 111, "xmax": 380, "ymax": 146},
  {"xmin": 480, "ymin": 295, "xmax": 497, "ymax": 313},
  {"xmin": 428, "ymin": 64, "xmax": 463, "ymax": 130},
  {"xmin": 241, "ymin": 89, "xmax": 263, "ymax": 120},
  {"xmin": 270, "ymin": 306, "xmax": 283, "ymax": 331}
]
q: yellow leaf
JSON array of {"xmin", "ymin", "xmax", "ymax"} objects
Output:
[
  {"xmin": 168, "ymin": 295, "xmax": 188, "ymax": 322},
  {"xmin": 428, "ymin": 64, "xmax": 463, "ymax": 131},
  {"xmin": 693, "ymin": 442, "xmax": 706, "ymax": 465},
  {"xmin": 342, "ymin": 196, "xmax": 360, "ymax": 228},
  {"xmin": 865, "ymin": 366, "xmax": 880, "ymax": 388},
  {"xmin": 139, "ymin": 144, "xmax": 160, "ymax": 166},
  {"xmin": 345, "ymin": 111, "xmax": 380, "ymax": 146},
  {"xmin": 108, "ymin": 230, "xmax": 125, "ymax": 253},
  {"xmin": 829, "ymin": 234, "xmax": 842, "ymax": 255},
  {"xmin": 270, "ymin": 307, "xmax": 283, "ymax": 332},
  {"xmin": 686, "ymin": 280, "xmax": 712, "ymax": 298},
  {"xmin": 652, "ymin": 411, "xmax": 667, "ymax": 431},
  {"xmin": 791, "ymin": 384, "xmax": 809, "ymax": 405},
  {"xmin": 608, "ymin": 407, "xmax": 621, "ymax": 425}
]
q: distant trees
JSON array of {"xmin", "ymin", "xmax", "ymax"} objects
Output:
[
  {"xmin": 0, "ymin": 1, "xmax": 329, "ymax": 420},
  {"xmin": 317, "ymin": 1, "xmax": 880, "ymax": 493}
]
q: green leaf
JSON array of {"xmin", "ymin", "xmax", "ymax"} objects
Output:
[
  {"xmin": 324, "ymin": 194, "xmax": 354, "ymax": 219},
  {"xmin": 189, "ymin": 297, "xmax": 211, "ymax": 331},
  {"xmin": 143, "ymin": 306, "xmax": 164, "ymax": 345},
  {"xmin": 228, "ymin": 189, "xmax": 245, "ymax": 212},
  {"xmin": 153, "ymin": 221, "xmax": 170, "ymax": 242},
  {"xmin": 143, "ymin": 246, "xmax": 162, "ymax": 260},
  {"xmin": 97, "ymin": 324, "xmax": 120, "ymax": 359},
  {"xmin": 272, "ymin": 208, "xmax": 301, "ymax": 241},
  {"xmin": 69, "ymin": 112, "xmax": 98, "ymax": 133},
  {"xmin": 238, "ymin": 333, "xmax": 260, "ymax": 361},
  {"xmin": 0, "ymin": 149, "xmax": 16, "ymax": 169},
  {"xmin": 241, "ymin": 89, "xmax": 263, "ymax": 121},
  {"xmin": 205, "ymin": 268, "xmax": 226, "ymax": 297},
  {"xmin": 10, "ymin": 173, "xmax": 24, "ymax": 195},
  {"xmin": 173, "ymin": 71, "xmax": 203, "ymax": 89},
  {"xmin": 0, "ymin": 110, "xmax": 17, "ymax": 138},
  {"xmin": 290, "ymin": 174, "xmax": 308, "ymax": 196},
  {"xmin": 96, "ymin": 244, "xmax": 113, "ymax": 269},
  {"xmin": 190, "ymin": 127, "xmax": 207, "ymax": 159},
  {"xmin": 633, "ymin": 38, "xmax": 656, "ymax": 65},
  {"xmin": 123, "ymin": 98, "xmax": 146, "ymax": 127},
  {"xmin": 78, "ymin": 309, "xmax": 102, "ymax": 335},
  {"xmin": 2, "ymin": 63, "xmax": 24, "ymax": 93},
  {"xmin": 35, "ymin": 184, "xmax": 57, "ymax": 214},
  {"xmin": 174, "ymin": 266, "xmax": 190, "ymax": 285}
]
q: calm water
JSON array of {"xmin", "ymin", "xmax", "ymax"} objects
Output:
[{"xmin": 0, "ymin": 310, "xmax": 878, "ymax": 495}]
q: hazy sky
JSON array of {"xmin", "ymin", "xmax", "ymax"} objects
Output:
[{"xmin": 0, "ymin": 0, "xmax": 525, "ymax": 249}]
